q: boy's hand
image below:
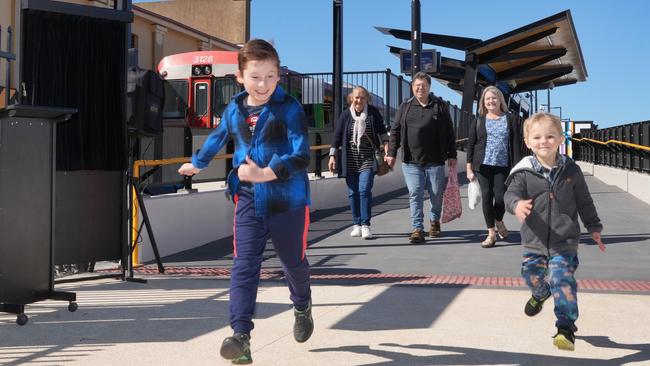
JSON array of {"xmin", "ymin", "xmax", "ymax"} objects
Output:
[
  {"xmin": 592, "ymin": 231, "xmax": 606, "ymax": 252},
  {"xmin": 514, "ymin": 199, "xmax": 533, "ymax": 222},
  {"xmin": 178, "ymin": 163, "xmax": 201, "ymax": 176},
  {"xmin": 238, "ymin": 156, "xmax": 277, "ymax": 183}
]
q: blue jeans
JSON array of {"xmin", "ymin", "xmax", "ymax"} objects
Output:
[
  {"xmin": 402, "ymin": 163, "xmax": 446, "ymax": 230},
  {"xmin": 522, "ymin": 253, "xmax": 580, "ymax": 330},
  {"xmin": 345, "ymin": 169, "xmax": 375, "ymax": 226}
]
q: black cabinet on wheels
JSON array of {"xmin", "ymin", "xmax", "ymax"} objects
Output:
[{"xmin": 0, "ymin": 105, "xmax": 77, "ymax": 325}]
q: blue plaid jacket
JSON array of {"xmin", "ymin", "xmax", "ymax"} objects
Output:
[{"xmin": 192, "ymin": 86, "xmax": 311, "ymax": 217}]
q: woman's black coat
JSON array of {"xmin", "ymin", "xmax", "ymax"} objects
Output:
[{"xmin": 330, "ymin": 104, "xmax": 387, "ymax": 177}]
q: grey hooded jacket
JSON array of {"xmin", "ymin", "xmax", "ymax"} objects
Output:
[{"xmin": 504, "ymin": 156, "xmax": 603, "ymax": 257}]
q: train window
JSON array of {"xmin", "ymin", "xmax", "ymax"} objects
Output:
[
  {"xmin": 163, "ymin": 80, "xmax": 188, "ymax": 118},
  {"xmin": 194, "ymin": 82, "xmax": 208, "ymax": 117},
  {"xmin": 213, "ymin": 77, "xmax": 242, "ymax": 118}
]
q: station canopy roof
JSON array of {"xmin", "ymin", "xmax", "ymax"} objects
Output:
[{"xmin": 377, "ymin": 10, "xmax": 587, "ymax": 95}]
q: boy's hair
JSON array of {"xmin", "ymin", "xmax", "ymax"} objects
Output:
[
  {"xmin": 347, "ymin": 86, "xmax": 371, "ymax": 105},
  {"xmin": 478, "ymin": 86, "xmax": 508, "ymax": 116},
  {"xmin": 411, "ymin": 72, "xmax": 431, "ymax": 86},
  {"xmin": 523, "ymin": 112, "xmax": 563, "ymax": 140},
  {"xmin": 238, "ymin": 39, "xmax": 280, "ymax": 72}
]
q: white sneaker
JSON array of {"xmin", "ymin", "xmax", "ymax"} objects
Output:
[
  {"xmin": 350, "ymin": 225, "xmax": 362, "ymax": 237},
  {"xmin": 361, "ymin": 225, "xmax": 373, "ymax": 239}
]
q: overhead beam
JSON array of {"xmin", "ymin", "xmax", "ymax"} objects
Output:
[
  {"xmin": 376, "ymin": 26, "xmax": 481, "ymax": 50},
  {"xmin": 488, "ymin": 46, "xmax": 566, "ymax": 63},
  {"xmin": 514, "ymin": 79, "xmax": 577, "ymax": 93},
  {"xmin": 501, "ymin": 65, "xmax": 573, "ymax": 81},
  {"xmin": 512, "ymin": 71, "xmax": 573, "ymax": 93},
  {"xmin": 477, "ymin": 27, "xmax": 558, "ymax": 64},
  {"xmin": 496, "ymin": 49, "xmax": 567, "ymax": 80}
]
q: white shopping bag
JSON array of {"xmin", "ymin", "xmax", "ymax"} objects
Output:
[{"xmin": 468, "ymin": 180, "xmax": 482, "ymax": 210}]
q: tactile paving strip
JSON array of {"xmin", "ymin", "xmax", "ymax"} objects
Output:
[{"xmin": 124, "ymin": 266, "xmax": 650, "ymax": 293}]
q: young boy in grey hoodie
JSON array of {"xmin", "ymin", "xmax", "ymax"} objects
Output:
[{"xmin": 504, "ymin": 112, "xmax": 606, "ymax": 351}]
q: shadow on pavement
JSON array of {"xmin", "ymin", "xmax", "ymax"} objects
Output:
[
  {"xmin": 311, "ymin": 338, "xmax": 650, "ymax": 366},
  {"xmin": 331, "ymin": 284, "xmax": 467, "ymax": 331}
]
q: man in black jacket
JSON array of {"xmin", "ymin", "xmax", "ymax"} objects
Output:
[{"xmin": 386, "ymin": 72, "xmax": 457, "ymax": 243}]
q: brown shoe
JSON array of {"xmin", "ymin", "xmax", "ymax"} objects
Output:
[
  {"xmin": 409, "ymin": 229, "xmax": 425, "ymax": 243},
  {"xmin": 495, "ymin": 221, "xmax": 508, "ymax": 240},
  {"xmin": 429, "ymin": 220, "xmax": 441, "ymax": 237}
]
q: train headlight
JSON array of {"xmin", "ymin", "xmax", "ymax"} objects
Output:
[
  {"xmin": 193, "ymin": 66, "xmax": 202, "ymax": 76},
  {"xmin": 203, "ymin": 65, "xmax": 212, "ymax": 75}
]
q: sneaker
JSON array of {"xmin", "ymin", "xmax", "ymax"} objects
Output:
[
  {"xmin": 350, "ymin": 225, "xmax": 362, "ymax": 237},
  {"xmin": 429, "ymin": 220, "xmax": 441, "ymax": 237},
  {"xmin": 409, "ymin": 229, "xmax": 425, "ymax": 243},
  {"xmin": 553, "ymin": 327, "xmax": 575, "ymax": 351},
  {"xmin": 524, "ymin": 292, "xmax": 551, "ymax": 317},
  {"xmin": 220, "ymin": 333, "xmax": 252, "ymax": 364},
  {"xmin": 293, "ymin": 301, "xmax": 314, "ymax": 343},
  {"xmin": 496, "ymin": 221, "xmax": 508, "ymax": 239},
  {"xmin": 361, "ymin": 225, "xmax": 373, "ymax": 239}
]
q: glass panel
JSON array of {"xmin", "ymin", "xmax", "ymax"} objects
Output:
[
  {"xmin": 163, "ymin": 80, "xmax": 188, "ymax": 119},
  {"xmin": 213, "ymin": 77, "xmax": 241, "ymax": 118},
  {"xmin": 194, "ymin": 82, "xmax": 208, "ymax": 117}
]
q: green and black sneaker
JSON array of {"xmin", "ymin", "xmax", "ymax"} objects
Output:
[
  {"xmin": 553, "ymin": 327, "xmax": 576, "ymax": 351},
  {"xmin": 524, "ymin": 292, "xmax": 551, "ymax": 317},
  {"xmin": 220, "ymin": 333, "xmax": 252, "ymax": 364},
  {"xmin": 293, "ymin": 301, "xmax": 314, "ymax": 343}
]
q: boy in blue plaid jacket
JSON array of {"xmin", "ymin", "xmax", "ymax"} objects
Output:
[{"xmin": 179, "ymin": 39, "xmax": 313, "ymax": 364}]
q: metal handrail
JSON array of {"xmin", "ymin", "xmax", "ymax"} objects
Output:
[
  {"xmin": 132, "ymin": 144, "xmax": 332, "ymax": 178},
  {"xmin": 570, "ymin": 137, "xmax": 650, "ymax": 152}
]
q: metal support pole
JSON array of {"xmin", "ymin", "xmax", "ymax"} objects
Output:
[
  {"xmin": 332, "ymin": 0, "xmax": 343, "ymax": 127},
  {"xmin": 385, "ymin": 68, "xmax": 391, "ymax": 126},
  {"xmin": 315, "ymin": 132, "xmax": 322, "ymax": 178},
  {"xmin": 534, "ymin": 90, "xmax": 538, "ymax": 112},
  {"xmin": 398, "ymin": 74, "xmax": 403, "ymax": 105},
  {"xmin": 411, "ymin": 0, "xmax": 421, "ymax": 75},
  {"xmin": 460, "ymin": 53, "xmax": 478, "ymax": 120},
  {"xmin": 2, "ymin": 26, "xmax": 15, "ymax": 107},
  {"xmin": 547, "ymin": 88, "xmax": 551, "ymax": 111}
]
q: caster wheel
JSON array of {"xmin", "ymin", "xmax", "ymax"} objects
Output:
[
  {"xmin": 16, "ymin": 314, "xmax": 28, "ymax": 326},
  {"xmin": 68, "ymin": 302, "xmax": 78, "ymax": 312}
]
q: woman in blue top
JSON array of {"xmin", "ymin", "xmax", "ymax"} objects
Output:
[{"xmin": 466, "ymin": 86, "xmax": 523, "ymax": 247}]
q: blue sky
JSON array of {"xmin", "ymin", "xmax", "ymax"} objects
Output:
[
  {"xmin": 247, "ymin": 0, "xmax": 649, "ymax": 128},
  {"xmin": 134, "ymin": 0, "xmax": 649, "ymax": 128}
]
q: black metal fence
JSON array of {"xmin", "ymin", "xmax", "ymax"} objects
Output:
[
  {"xmin": 280, "ymin": 68, "xmax": 412, "ymax": 132},
  {"xmin": 572, "ymin": 120, "xmax": 650, "ymax": 173}
]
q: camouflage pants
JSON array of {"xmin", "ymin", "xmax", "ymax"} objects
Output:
[{"xmin": 521, "ymin": 253, "xmax": 580, "ymax": 330}]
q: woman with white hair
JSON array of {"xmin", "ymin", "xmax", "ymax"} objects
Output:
[
  {"xmin": 329, "ymin": 86, "xmax": 388, "ymax": 239},
  {"xmin": 466, "ymin": 86, "xmax": 523, "ymax": 247}
]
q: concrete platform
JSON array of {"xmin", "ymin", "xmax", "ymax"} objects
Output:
[
  {"xmin": 1, "ymin": 276, "xmax": 650, "ymax": 365},
  {"xmin": 2, "ymin": 168, "xmax": 649, "ymax": 365}
]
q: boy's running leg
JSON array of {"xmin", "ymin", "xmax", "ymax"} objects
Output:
[
  {"xmin": 269, "ymin": 205, "xmax": 313, "ymax": 342},
  {"xmin": 221, "ymin": 190, "xmax": 269, "ymax": 363},
  {"xmin": 521, "ymin": 253, "xmax": 551, "ymax": 316},
  {"xmin": 549, "ymin": 254, "xmax": 579, "ymax": 351}
]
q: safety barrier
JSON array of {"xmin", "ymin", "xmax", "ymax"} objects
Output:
[{"xmin": 571, "ymin": 120, "xmax": 650, "ymax": 173}]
